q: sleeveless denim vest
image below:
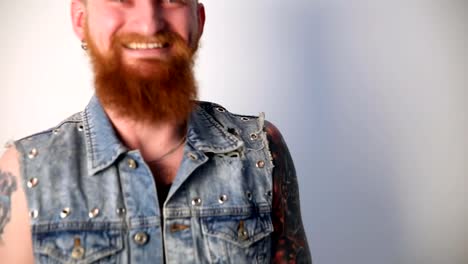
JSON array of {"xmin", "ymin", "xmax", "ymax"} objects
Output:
[{"xmin": 15, "ymin": 96, "xmax": 274, "ymax": 264}]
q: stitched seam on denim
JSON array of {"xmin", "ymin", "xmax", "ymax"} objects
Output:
[
  {"xmin": 16, "ymin": 112, "xmax": 83, "ymax": 142},
  {"xmin": 55, "ymin": 112, "xmax": 82, "ymax": 127},
  {"xmin": 128, "ymin": 216, "xmax": 161, "ymax": 229},
  {"xmin": 32, "ymin": 220, "xmax": 125, "ymax": 233},
  {"xmin": 15, "ymin": 130, "xmax": 53, "ymax": 142},
  {"xmin": 164, "ymin": 204, "xmax": 272, "ymax": 218},
  {"xmin": 84, "ymin": 101, "xmax": 128, "ymax": 174},
  {"xmin": 82, "ymin": 108, "xmax": 98, "ymax": 172},
  {"xmin": 198, "ymin": 100, "xmax": 258, "ymax": 120}
]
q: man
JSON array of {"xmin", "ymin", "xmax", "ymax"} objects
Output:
[{"xmin": 0, "ymin": 0, "xmax": 311, "ymax": 263}]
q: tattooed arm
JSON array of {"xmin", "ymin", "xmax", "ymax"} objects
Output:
[
  {"xmin": 265, "ymin": 121, "xmax": 312, "ymax": 264},
  {"xmin": 0, "ymin": 146, "xmax": 34, "ymax": 263}
]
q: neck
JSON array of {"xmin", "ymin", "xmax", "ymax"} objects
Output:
[{"xmin": 105, "ymin": 108, "xmax": 187, "ymax": 162}]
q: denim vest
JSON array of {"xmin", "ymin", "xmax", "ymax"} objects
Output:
[{"xmin": 15, "ymin": 96, "xmax": 274, "ymax": 264}]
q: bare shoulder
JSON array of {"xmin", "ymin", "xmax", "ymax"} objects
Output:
[
  {"xmin": 0, "ymin": 145, "xmax": 34, "ymax": 263},
  {"xmin": 0, "ymin": 145, "xmax": 21, "ymax": 176}
]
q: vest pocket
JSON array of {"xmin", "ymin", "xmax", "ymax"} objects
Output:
[
  {"xmin": 201, "ymin": 213, "xmax": 273, "ymax": 263},
  {"xmin": 33, "ymin": 229, "xmax": 124, "ymax": 264}
]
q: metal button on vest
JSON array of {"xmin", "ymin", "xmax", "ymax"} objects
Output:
[
  {"xmin": 60, "ymin": 208, "xmax": 71, "ymax": 219},
  {"xmin": 28, "ymin": 148, "xmax": 38, "ymax": 159},
  {"xmin": 71, "ymin": 246, "xmax": 85, "ymax": 259},
  {"xmin": 116, "ymin": 207, "xmax": 126, "ymax": 216},
  {"xmin": 127, "ymin": 158, "xmax": 137, "ymax": 169},
  {"xmin": 88, "ymin": 208, "xmax": 100, "ymax": 218},
  {"xmin": 239, "ymin": 229, "xmax": 249, "ymax": 240},
  {"xmin": 71, "ymin": 238, "xmax": 85, "ymax": 259},
  {"xmin": 133, "ymin": 232, "xmax": 149, "ymax": 245},
  {"xmin": 191, "ymin": 197, "xmax": 202, "ymax": 206},
  {"xmin": 29, "ymin": 210, "xmax": 38, "ymax": 219},
  {"xmin": 238, "ymin": 220, "xmax": 249, "ymax": 240},
  {"xmin": 188, "ymin": 152, "xmax": 198, "ymax": 161},
  {"xmin": 27, "ymin": 178, "xmax": 39, "ymax": 188},
  {"xmin": 256, "ymin": 160, "xmax": 265, "ymax": 168},
  {"xmin": 250, "ymin": 133, "xmax": 259, "ymax": 140},
  {"xmin": 218, "ymin": 194, "xmax": 228, "ymax": 204}
]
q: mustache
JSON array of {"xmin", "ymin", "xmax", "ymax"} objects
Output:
[{"xmin": 113, "ymin": 31, "xmax": 183, "ymax": 48}]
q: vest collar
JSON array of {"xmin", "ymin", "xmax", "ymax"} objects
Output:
[
  {"xmin": 187, "ymin": 104, "xmax": 244, "ymax": 154},
  {"xmin": 83, "ymin": 96, "xmax": 128, "ymax": 176},
  {"xmin": 83, "ymin": 96, "xmax": 243, "ymax": 176}
]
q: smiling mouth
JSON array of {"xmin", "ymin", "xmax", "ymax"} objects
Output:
[{"xmin": 123, "ymin": 42, "xmax": 170, "ymax": 50}]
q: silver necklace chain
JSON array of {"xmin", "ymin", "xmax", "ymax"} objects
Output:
[{"xmin": 147, "ymin": 135, "xmax": 187, "ymax": 164}]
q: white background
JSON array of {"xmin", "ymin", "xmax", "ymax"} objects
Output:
[{"xmin": 1, "ymin": 1, "xmax": 467, "ymax": 263}]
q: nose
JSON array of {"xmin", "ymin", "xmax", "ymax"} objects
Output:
[{"xmin": 128, "ymin": 0, "xmax": 165, "ymax": 36}]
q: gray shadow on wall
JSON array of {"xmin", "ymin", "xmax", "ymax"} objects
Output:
[{"xmin": 261, "ymin": 3, "xmax": 405, "ymax": 264}]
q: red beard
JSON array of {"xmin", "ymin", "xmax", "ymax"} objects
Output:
[{"xmin": 84, "ymin": 26, "xmax": 199, "ymax": 123}]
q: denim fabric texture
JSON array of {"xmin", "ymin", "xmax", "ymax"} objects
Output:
[{"xmin": 15, "ymin": 96, "xmax": 275, "ymax": 263}]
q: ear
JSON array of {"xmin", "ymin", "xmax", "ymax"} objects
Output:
[
  {"xmin": 71, "ymin": 0, "xmax": 87, "ymax": 41},
  {"xmin": 196, "ymin": 3, "xmax": 206, "ymax": 38}
]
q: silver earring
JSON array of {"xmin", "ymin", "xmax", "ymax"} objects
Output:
[{"xmin": 81, "ymin": 41, "xmax": 88, "ymax": 51}]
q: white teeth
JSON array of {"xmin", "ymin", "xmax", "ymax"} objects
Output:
[{"xmin": 126, "ymin": 42, "xmax": 164, "ymax": 50}]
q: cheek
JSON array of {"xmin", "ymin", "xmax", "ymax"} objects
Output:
[
  {"xmin": 165, "ymin": 11, "xmax": 198, "ymax": 43},
  {"xmin": 87, "ymin": 9, "xmax": 124, "ymax": 49}
]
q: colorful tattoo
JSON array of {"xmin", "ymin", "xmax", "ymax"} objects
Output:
[
  {"xmin": 265, "ymin": 122, "xmax": 312, "ymax": 264},
  {"xmin": 0, "ymin": 169, "xmax": 17, "ymax": 241}
]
